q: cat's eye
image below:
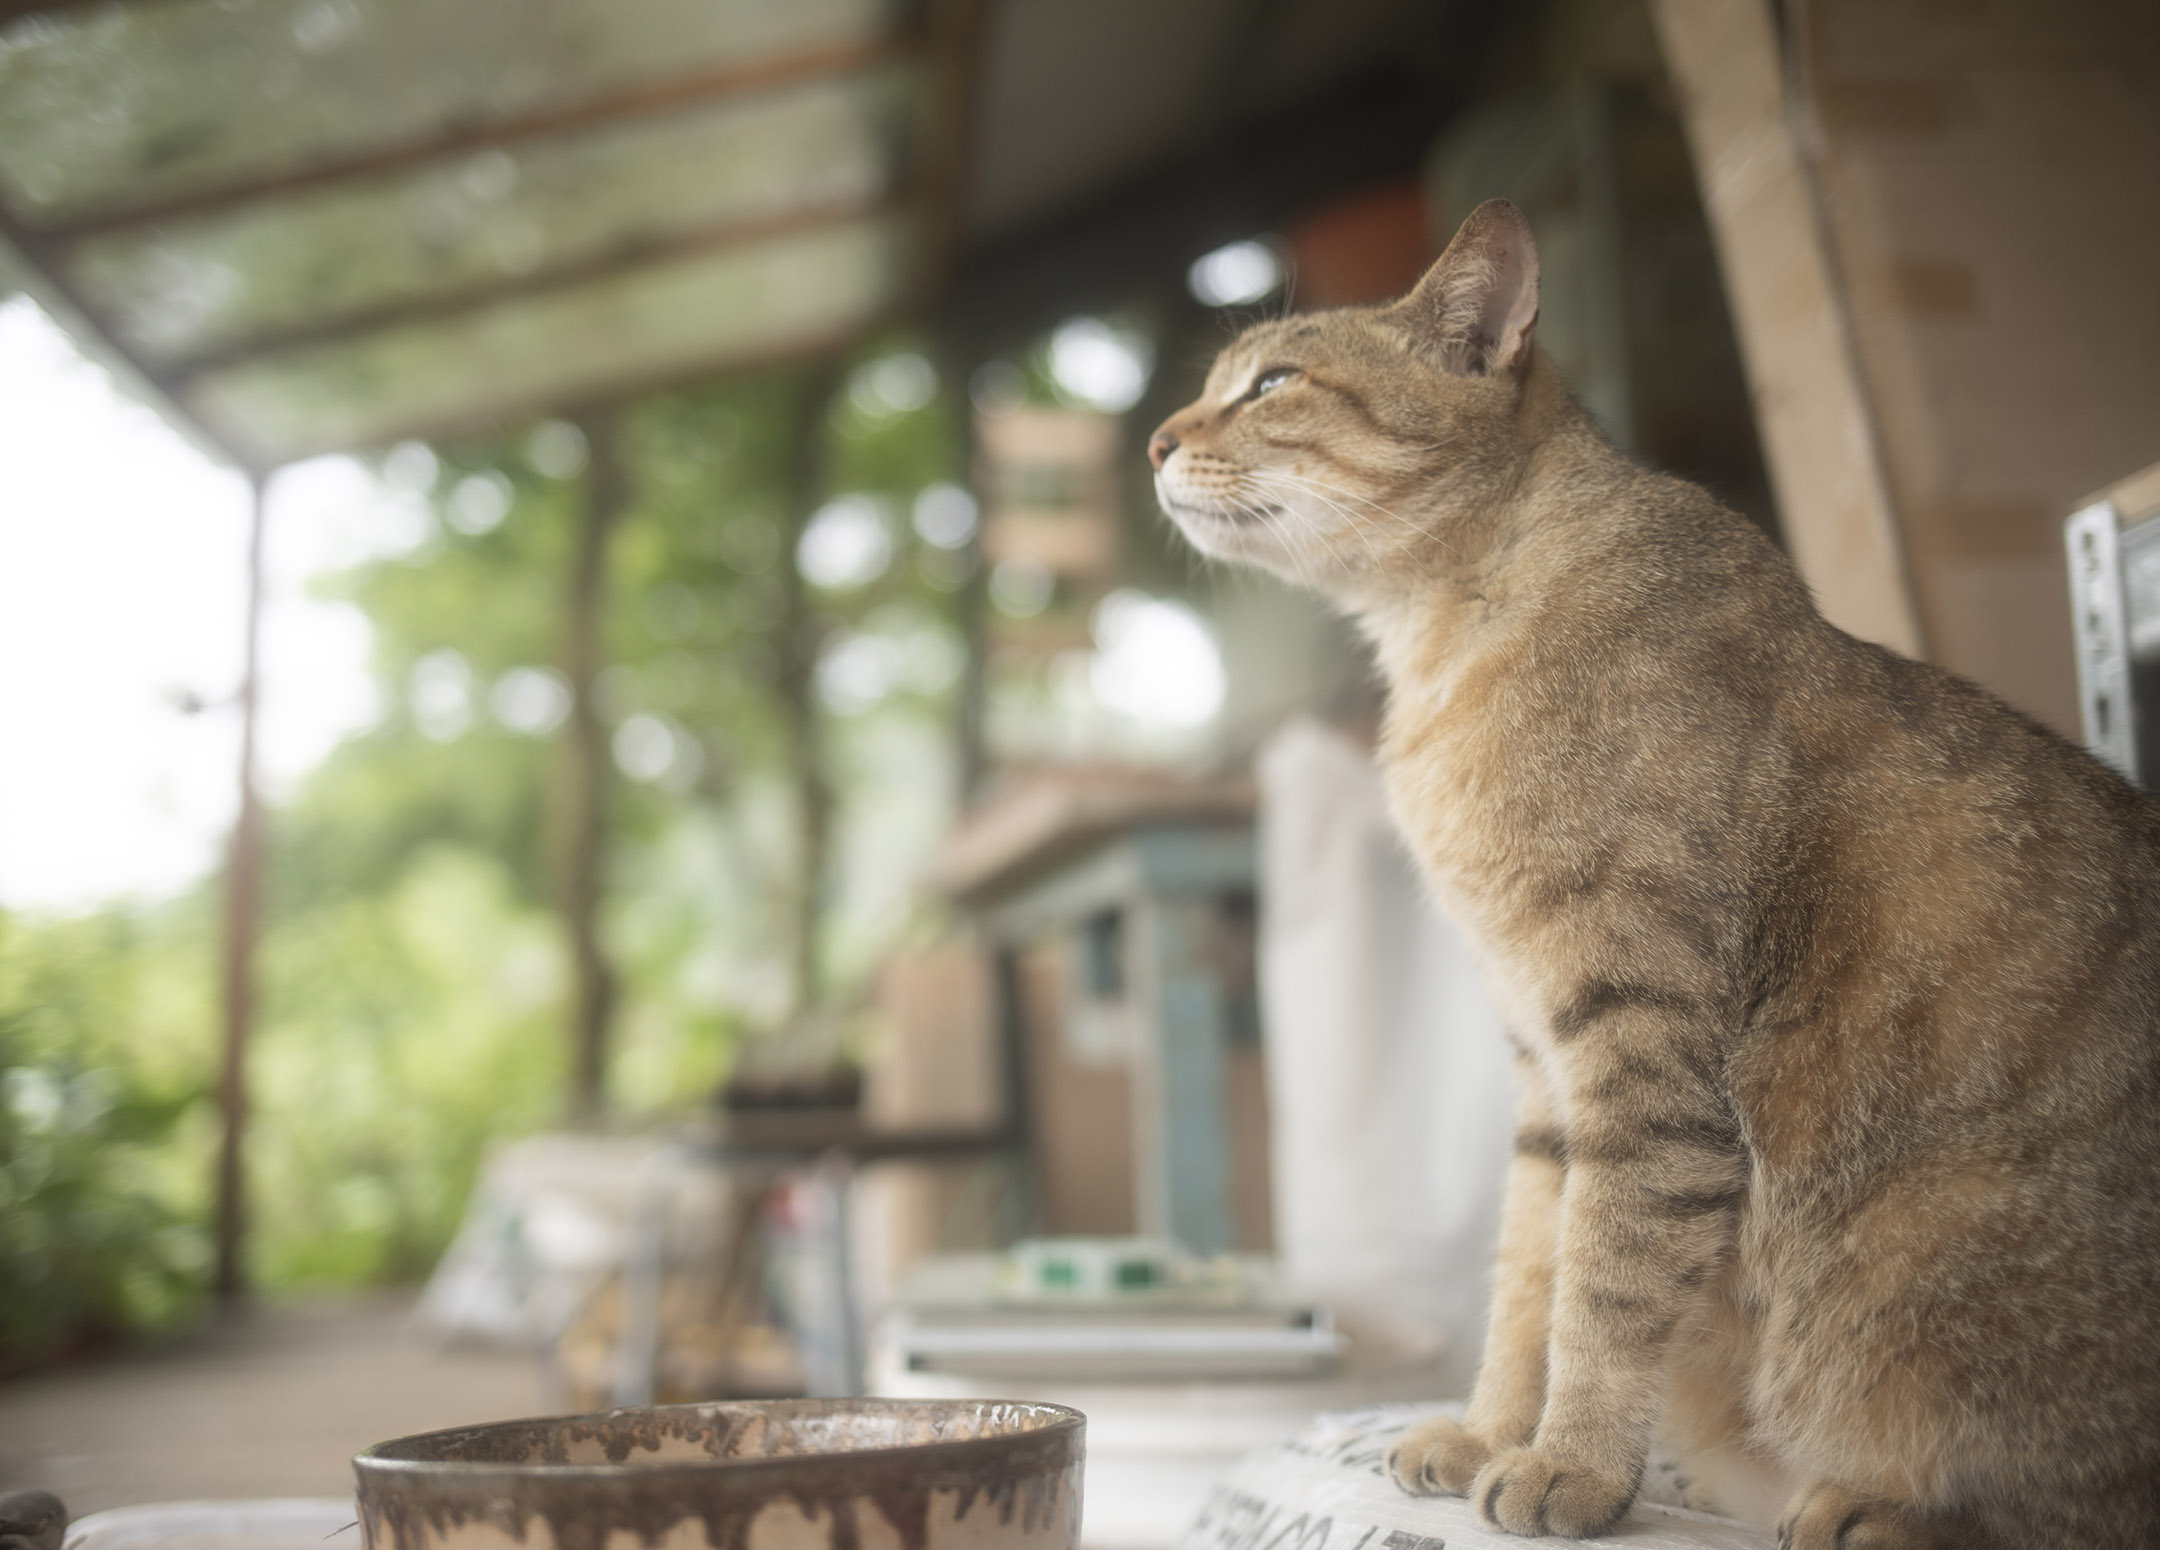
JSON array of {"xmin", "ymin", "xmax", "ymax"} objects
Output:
[{"xmin": 1249, "ymin": 367, "xmax": 1297, "ymax": 398}]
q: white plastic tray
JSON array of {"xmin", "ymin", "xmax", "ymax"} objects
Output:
[{"xmin": 63, "ymin": 1500, "xmax": 357, "ymax": 1550}]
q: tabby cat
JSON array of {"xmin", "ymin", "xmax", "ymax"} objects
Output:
[{"xmin": 1148, "ymin": 199, "xmax": 2160, "ymax": 1548}]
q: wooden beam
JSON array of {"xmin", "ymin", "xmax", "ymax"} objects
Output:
[
  {"xmin": 164, "ymin": 192, "xmax": 896, "ymax": 381},
  {"xmin": 1649, "ymin": 0, "xmax": 1925, "ymax": 657},
  {"xmin": 8, "ymin": 181, "xmax": 889, "ymax": 471},
  {"xmin": 910, "ymin": 0, "xmax": 989, "ymax": 811},
  {"xmin": 37, "ymin": 32, "xmax": 914, "ymax": 243},
  {"xmin": 911, "ymin": 0, "xmax": 990, "ymax": 811},
  {"xmin": 201, "ymin": 313, "xmax": 888, "ymax": 468},
  {"xmin": 0, "ymin": 0, "xmax": 174, "ymax": 24},
  {"xmin": 941, "ymin": 334, "xmax": 991, "ymax": 807},
  {"xmin": 0, "ymin": 198, "xmax": 258, "ymax": 473},
  {"xmin": 907, "ymin": 0, "xmax": 987, "ymax": 308}
]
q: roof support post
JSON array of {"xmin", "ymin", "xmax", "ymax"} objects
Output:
[
  {"xmin": 776, "ymin": 367, "xmax": 843, "ymax": 1026},
  {"xmin": 214, "ymin": 468, "xmax": 269, "ymax": 1304},
  {"xmin": 938, "ymin": 344, "xmax": 990, "ymax": 809},
  {"xmin": 558, "ymin": 413, "xmax": 624, "ymax": 1124}
]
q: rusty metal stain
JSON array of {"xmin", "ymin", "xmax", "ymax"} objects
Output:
[{"xmin": 354, "ymin": 1399, "xmax": 1085, "ymax": 1550}]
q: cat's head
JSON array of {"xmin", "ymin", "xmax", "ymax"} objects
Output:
[{"xmin": 1150, "ymin": 198, "xmax": 1543, "ymax": 595}]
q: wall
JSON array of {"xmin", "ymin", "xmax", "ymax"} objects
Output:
[
  {"xmin": 1660, "ymin": 0, "xmax": 2160, "ymax": 735},
  {"xmin": 1808, "ymin": 0, "xmax": 2160, "ymax": 734}
]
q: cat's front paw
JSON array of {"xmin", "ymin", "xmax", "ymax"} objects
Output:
[
  {"xmin": 1471, "ymin": 1446, "xmax": 1635, "ymax": 1538},
  {"xmin": 1386, "ymin": 1414, "xmax": 1490, "ymax": 1496}
]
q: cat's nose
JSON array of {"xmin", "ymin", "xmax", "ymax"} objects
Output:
[{"xmin": 1148, "ymin": 428, "xmax": 1180, "ymax": 469}]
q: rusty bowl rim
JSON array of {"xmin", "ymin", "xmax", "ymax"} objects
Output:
[{"xmin": 352, "ymin": 1397, "xmax": 1087, "ymax": 1484}]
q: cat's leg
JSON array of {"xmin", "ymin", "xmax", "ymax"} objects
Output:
[
  {"xmin": 1470, "ymin": 1015, "xmax": 1744, "ymax": 1538},
  {"xmin": 1389, "ymin": 1044, "xmax": 1563, "ymax": 1496},
  {"xmin": 1775, "ymin": 1482, "xmax": 1995, "ymax": 1550},
  {"xmin": 1657, "ymin": 1284, "xmax": 1791, "ymax": 1526}
]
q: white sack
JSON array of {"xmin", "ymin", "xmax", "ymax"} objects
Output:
[
  {"xmin": 1256, "ymin": 719, "xmax": 1516, "ymax": 1395},
  {"xmin": 1180, "ymin": 1407, "xmax": 1773, "ymax": 1550}
]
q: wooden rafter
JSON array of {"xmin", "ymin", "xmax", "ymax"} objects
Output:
[
  {"xmin": 34, "ymin": 31, "xmax": 915, "ymax": 243},
  {"xmin": 163, "ymin": 191, "xmax": 900, "ymax": 381},
  {"xmin": 0, "ymin": 0, "xmax": 173, "ymax": 24},
  {"xmin": 205, "ymin": 311, "xmax": 893, "ymax": 468},
  {"xmin": 0, "ymin": 196, "xmax": 259, "ymax": 472}
]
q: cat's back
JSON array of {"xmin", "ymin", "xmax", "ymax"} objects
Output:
[
  {"xmin": 1522, "ymin": 458, "xmax": 2160, "ymax": 918},
  {"xmin": 1744, "ymin": 629, "xmax": 2160, "ymax": 1158},
  {"xmin": 1379, "ymin": 450, "xmax": 2160, "ymax": 1081},
  {"xmin": 1535, "ymin": 473, "xmax": 2160, "ymax": 1528}
]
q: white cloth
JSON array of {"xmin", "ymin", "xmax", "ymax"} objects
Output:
[
  {"xmin": 1256, "ymin": 720, "xmax": 1516, "ymax": 1396},
  {"xmin": 418, "ymin": 1132, "xmax": 730, "ymax": 1346}
]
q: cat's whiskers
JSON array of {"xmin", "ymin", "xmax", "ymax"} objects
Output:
[
  {"xmin": 1249, "ymin": 495, "xmax": 1331, "ymax": 585},
  {"xmin": 1222, "ymin": 490, "xmax": 1326, "ymax": 584},
  {"xmin": 1253, "ymin": 466, "xmax": 1461, "ymax": 561},
  {"xmin": 1243, "ymin": 472, "xmax": 1384, "ymax": 570},
  {"xmin": 1245, "ymin": 466, "xmax": 1397, "ymax": 542},
  {"xmin": 1245, "ymin": 467, "xmax": 1429, "ymax": 569}
]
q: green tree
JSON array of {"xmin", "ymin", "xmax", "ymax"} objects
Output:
[
  {"xmin": 0, "ymin": 340, "xmax": 977, "ymax": 1350},
  {"xmin": 0, "ymin": 903, "xmax": 214, "ymax": 1367}
]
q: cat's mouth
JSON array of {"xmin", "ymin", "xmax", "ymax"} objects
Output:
[
  {"xmin": 1158, "ymin": 490, "xmax": 1275, "ymax": 528},
  {"xmin": 1157, "ymin": 478, "xmax": 1312, "ymax": 579}
]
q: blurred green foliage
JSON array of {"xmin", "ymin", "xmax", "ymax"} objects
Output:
[
  {"xmin": 0, "ymin": 346, "xmax": 970, "ymax": 1367},
  {"xmin": 0, "ymin": 903, "xmax": 215, "ymax": 1368}
]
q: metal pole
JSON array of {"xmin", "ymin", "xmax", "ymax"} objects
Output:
[{"xmin": 215, "ymin": 469, "xmax": 269, "ymax": 1304}]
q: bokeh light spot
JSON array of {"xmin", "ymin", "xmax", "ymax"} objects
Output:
[
  {"xmin": 797, "ymin": 495, "xmax": 893, "ymax": 590},
  {"xmin": 1047, "ymin": 318, "xmax": 1153, "ymax": 414},
  {"xmin": 990, "ymin": 558, "xmax": 1055, "ymax": 617},
  {"xmin": 446, "ymin": 472, "xmax": 512, "ymax": 536},
  {"xmin": 1089, "ymin": 589, "xmax": 1225, "ymax": 728},
  {"xmin": 912, "ymin": 482, "xmax": 979, "ymax": 550},
  {"xmin": 1188, "ymin": 239, "xmax": 1284, "ymax": 307}
]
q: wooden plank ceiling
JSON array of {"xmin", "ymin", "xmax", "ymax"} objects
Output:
[
  {"xmin": 0, "ymin": 0, "xmax": 1460, "ymax": 471},
  {"xmin": 0, "ymin": 0, "xmax": 949, "ymax": 469}
]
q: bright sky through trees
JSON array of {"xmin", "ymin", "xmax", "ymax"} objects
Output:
[
  {"xmin": 0, "ymin": 295, "xmax": 1231, "ymax": 910},
  {"xmin": 0, "ymin": 297, "xmax": 394, "ymax": 913}
]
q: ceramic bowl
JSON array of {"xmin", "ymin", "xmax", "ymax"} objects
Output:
[{"xmin": 353, "ymin": 1399, "xmax": 1084, "ymax": 1550}]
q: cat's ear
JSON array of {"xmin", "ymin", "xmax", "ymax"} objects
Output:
[{"xmin": 1396, "ymin": 198, "xmax": 1540, "ymax": 378}]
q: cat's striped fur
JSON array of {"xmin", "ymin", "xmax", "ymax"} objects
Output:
[{"xmin": 1149, "ymin": 200, "xmax": 2160, "ymax": 1547}]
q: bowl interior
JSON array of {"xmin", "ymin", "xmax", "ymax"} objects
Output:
[{"xmin": 362, "ymin": 1399, "xmax": 1078, "ymax": 1472}]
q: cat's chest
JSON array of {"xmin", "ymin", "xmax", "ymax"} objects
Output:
[
  {"xmin": 1378, "ymin": 664, "xmax": 1541, "ymax": 891},
  {"xmin": 1367, "ymin": 603, "xmax": 1628, "ymax": 946},
  {"xmin": 1374, "ymin": 668, "xmax": 1626, "ymax": 1011}
]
